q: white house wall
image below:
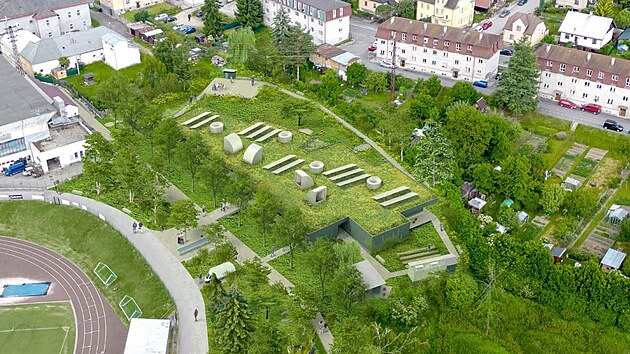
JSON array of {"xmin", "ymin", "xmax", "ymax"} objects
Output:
[
  {"xmin": 31, "ymin": 49, "xmax": 104, "ymax": 76},
  {"xmin": 4, "ymin": 4, "xmax": 91, "ymax": 38},
  {"xmin": 324, "ymin": 16, "xmax": 349, "ymax": 45}
]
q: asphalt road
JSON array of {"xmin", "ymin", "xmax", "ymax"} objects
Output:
[{"xmin": 537, "ymin": 98, "xmax": 630, "ymax": 134}]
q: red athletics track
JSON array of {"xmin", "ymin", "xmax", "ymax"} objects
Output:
[{"xmin": 0, "ymin": 236, "xmax": 126, "ymax": 354}]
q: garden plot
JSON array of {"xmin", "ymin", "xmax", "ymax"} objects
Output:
[
  {"xmin": 517, "ymin": 131, "xmax": 548, "ymax": 153},
  {"xmin": 552, "ymin": 143, "xmax": 588, "ymax": 178},
  {"xmin": 585, "ymin": 148, "xmax": 608, "ymax": 161},
  {"xmin": 571, "ymin": 158, "xmax": 599, "ymax": 178},
  {"xmin": 579, "ymin": 225, "xmax": 616, "ymax": 257},
  {"xmin": 532, "ymin": 216, "xmax": 550, "ymax": 229}
]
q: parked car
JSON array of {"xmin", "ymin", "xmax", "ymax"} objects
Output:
[
  {"xmin": 481, "ymin": 21, "xmax": 492, "ymax": 30},
  {"xmin": 163, "ymin": 16, "xmax": 177, "ymax": 23},
  {"xmin": 182, "ymin": 27, "xmax": 197, "ymax": 34},
  {"xmin": 154, "ymin": 13, "xmax": 168, "ymax": 21},
  {"xmin": 473, "ymin": 80, "xmax": 488, "ymax": 88},
  {"xmin": 495, "ymin": 72, "xmax": 503, "ymax": 80},
  {"xmin": 558, "ymin": 99, "xmax": 577, "ymax": 109},
  {"xmin": 603, "ymin": 119, "xmax": 624, "ymax": 132},
  {"xmin": 368, "ymin": 45, "xmax": 377, "ymax": 52},
  {"xmin": 499, "ymin": 9, "xmax": 510, "ymax": 18},
  {"xmin": 580, "ymin": 103, "xmax": 602, "ymax": 114},
  {"xmin": 173, "ymin": 23, "xmax": 186, "ymax": 31},
  {"xmin": 4, "ymin": 162, "xmax": 26, "ymax": 176},
  {"xmin": 196, "ymin": 11, "xmax": 204, "ymax": 17},
  {"xmin": 379, "ymin": 60, "xmax": 394, "ymax": 68},
  {"xmin": 518, "ymin": 0, "xmax": 528, "ymax": 5},
  {"xmin": 473, "ymin": 25, "xmax": 483, "ymax": 32},
  {"xmin": 500, "ymin": 49, "xmax": 513, "ymax": 56}
]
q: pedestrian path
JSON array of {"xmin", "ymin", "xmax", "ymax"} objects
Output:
[{"xmin": 311, "ymin": 312, "xmax": 333, "ymax": 354}]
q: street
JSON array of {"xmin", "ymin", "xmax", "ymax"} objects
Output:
[
  {"xmin": 537, "ymin": 98, "xmax": 630, "ymax": 134},
  {"xmin": 482, "ymin": 0, "xmax": 539, "ymax": 35}
]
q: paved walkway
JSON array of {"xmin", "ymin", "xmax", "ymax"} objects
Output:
[
  {"xmin": 408, "ymin": 210, "xmax": 458, "ymax": 256},
  {"xmin": 0, "ymin": 190, "xmax": 209, "ymax": 354},
  {"xmin": 311, "ymin": 312, "xmax": 333, "ymax": 354}
]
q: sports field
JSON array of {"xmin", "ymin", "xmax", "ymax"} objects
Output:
[{"xmin": 0, "ymin": 302, "xmax": 75, "ymax": 354}]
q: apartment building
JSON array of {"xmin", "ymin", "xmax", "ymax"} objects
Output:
[
  {"xmin": 375, "ymin": 17, "xmax": 502, "ymax": 81},
  {"xmin": 0, "ymin": 0, "xmax": 92, "ymax": 38},
  {"xmin": 416, "ymin": 0, "xmax": 475, "ymax": 28},
  {"xmin": 263, "ymin": 0, "xmax": 351, "ymax": 45},
  {"xmin": 536, "ymin": 44, "xmax": 630, "ymax": 117},
  {"xmin": 100, "ymin": 0, "xmax": 164, "ymax": 16}
]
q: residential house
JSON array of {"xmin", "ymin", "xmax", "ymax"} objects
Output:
[
  {"xmin": 558, "ymin": 12, "xmax": 615, "ymax": 51},
  {"xmin": 102, "ymin": 32, "xmax": 141, "ymax": 70},
  {"xmin": 359, "ymin": 0, "xmax": 398, "ymax": 14},
  {"xmin": 0, "ymin": 0, "xmax": 92, "ymax": 39},
  {"xmin": 474, "ymin": 0, "xmax": 494, "ymax": 11},
  {"xmin": 556, "ymin": 0, "xmax": 592, "ymax": 11},
  {"xmin": 416, "ymin": 0, "xmax": 475, "ymax": 28},
  {"xmin": 601, "ymin": 248, "xmax": 626, "ymax": 273},
  {"xmin": 536, "ymin": 44, "xmax": 630, "ymax": 117},
  {"xmin": 503, "ymin": 13, "xmax": 548, "ymax": 46},
  {"xmin": 100, "ymin": 0, "xmax": 164, "ymax": 16},
  {"xmin": 375, "ymin": 17, "xmax": 502, "ymax": 81},
  {"xmin": 19, "ymin": 26, "xmax": 119, "ymax": 76},
  {"xmin": 309, "ymin": 44, "xmax": 360, "ymax": 80},
  {"xmin": 262, "ymin": 0, "xmax": 351, "ymax": 45}
]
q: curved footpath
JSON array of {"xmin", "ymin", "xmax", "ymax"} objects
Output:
[{"xmin": 0, "ymin": 190, "xmax": 209, "ymax": 354}]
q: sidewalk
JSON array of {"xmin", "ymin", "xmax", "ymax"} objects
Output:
[{"xmin": 0, "ymin": 190, "xmax": 209, "ymax": 354}]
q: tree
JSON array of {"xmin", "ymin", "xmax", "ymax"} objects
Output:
[
  {"xmin": 82, "ymin": 132, "xmax": 113, "ymax": 195},
  {"xmin": 448, "ymin": 81, "xmax": 481, "ymax": 106},
  {"xmin": 388, "ymin": 113, "xmax": 415, "ymax": 161},
  {"xmin": 409, "ymin": 93, "xmax": 439, "ymax": 124},
  {"xmin": 540, "ymin": 183, "xmax": 566, "ymax": 214},
  {"xmin": 396, "ymin": 0, "xmax": 417, "ymax": 19},
  {"xmin": 247, "ymin": 188, "xmax": 278, "ymax": 248},
  {"xmin": 58, "ymin": 56, "xmax": 70, "ymax": 69},
  {"xmin": 227, "ymin": 169, "xmax": 256, "ymax": 226},
  {"xmin": 274, "ymin": 209, "xmax": 307, "ymax": 269},
  {"xmin": 112, "ymin": 127, "xmax": 148, "ymax": 204},
  {"xmin": 282, "ymin": 100, "xmax": 314, "ymax": 126},
  {"xmin": 139, "ymin": 56, "xmax": 169, "ymax": 98},
  {"xmin": 420, "ymin": 76, "xmax": 442, "ymax": 97},
  {"xmin": 168, "ymin": 199, "xmax": 198, "ymax": 242},
  {"xmin": 271, "ymin": 7, "xmax": 291, "ymax": 49},
  {"xmin": 375, "ymin": 4, "xmax": 395, "ymax": 21},
  {"xmin": 331, "ymin": 265, "xmax": 365, "ymax": 313},
  {"xmin": 247, "ymin": 31, "xmax": 278, "ymax": 76},
  {"xmin": 235, "ymin": 0, "xmax": 263, "ymax": 29},
  {"xmin": 154, "ymin": 32, "xmax": 190, "ymax": 81},
  {"xmin": 145, "ymin": 171, "xmax": 169, "ymax": 224},
  {"xmin": 284, "ymin": 25, "xmax": 316, "ymax": 81},
  {"xmin": 412, "ymin": 124, "xmax": 455, "ymax": 186},
  {"xmin": 443, "ymin": 103, "xmax": 492, "ymax": 167},
  {"xmin": 134, "ymin": 10, "xmax": 150, "ymax": 22},
  {"xmin": 96, "ymin": 72, "xmax": 130, "ymax": 127},
  {"xmin": 206, "ymin": 274, "xmax": 226, "ymax": 312},
  {"xmin": 615, "ymin": 9, "xmax": 630, "ymax": 30},
  {"xmin": 200, "ymin": 154, "xmax": 229, "ymax": 207},
  {"xmin": 346, "ymin": 62, "xmax": 367, "ymax": 87},
  {"xmin": 445, "ymin": 271, "xmax": 479, "ymax": 309},
  {"xmin": 154, "ymin": 118, "xmax": 183, "ymax": 165},
  {"xmin": 116, "ymin": 88, "xmax": 148, "ymax": 130},
  {"xmin": 620, "ymin": 218, "xmax": 630, "ymax": 241},
  {"xmin": 493, "ymin": 37, "xmax": 539, "ymax": 115},
  {"xmin": 471, "ymin": 163, "xmax": 496, "ymax": 194},
  {"xmin": 307, "ymin": 238, "xmax": 339, "ymax": 299},
  {"xmin": 202, "ymin": 0, "xmax": 224, "ymax": 39},
  {"xmin": 497, "ymin": 155, "xmax": 534, "ymax": 204},
  {"xmin": 249, "ymin": 322, "xmax": 286, "ymax": 354},
  {"xmin": 318, "ymin": 70, "xmax": 342, "ymax": 104},
  {"xmin": 176, "ymin": 132, "xmax": 208, "ymax": 193},
  {"xmin": 214, "ymin": 284, "xmax": 254, "ymax": 353},
  {"xmin": 563, "ymin": 188, "xmax": 599, "ymax": 218},
  {"xmin": 594, "ymin": 0, "xmax": 614, "ymax": 17},
  {"xmin": 365, "ymin": 71, "xmax": 388, "ymax": 93},
  {"xmin": 227, "ymin": 27, "xmax": 257, "ymax": 64}
]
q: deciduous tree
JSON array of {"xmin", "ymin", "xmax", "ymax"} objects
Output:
[
  {"xmin": 595, "ymin": 0, "xmax": 615, "ymax": 17},
  {"xmin": 247, "ymin": 188, "xmax": 279, "ymax": 247},
  {"xmin": 443, "ymin": 103, "xmax": 491, "ymax": 167},
  {"xmin": 168, "ymin": 199, "xmax": 198, "ymax": 242},
  {"xmin": 412, "ymin": 124, "xmax": 455, "ymax": 186},
  {"xmin": 154, "ymin": 118, "xmax": 183, "ymax": 165},
  {"xmin": 96, "ymin": 72, "xmax": 130, "ymax": 127},
  {"xmin": 307, "ymin": 238, "xmax": 339, "ymax": 299},
  {"xmin": 445, "ymin": 271, "xmax": 479, "ymax": 309},
  {"xmin": 274, "ymin": 209, "xmax": 307, "ymax": 269},
  {"xmin": 346, "ymin": 62, "xmax": 367, "ymax": 87},
  {"xmin": 396, "ymin": 0, "xmax": 417, "ymax": 19},
  {"xmin": 615, "ymin": 9, "xmax": 630, "ymax": 29},
  {"xmin": 331, "ymin": 265, "xmax": 365, "ymax": 313},
  {"xmin": 176, "ymin": 131, "xmax": 208, "ymax": 192},
  {"xmin": 227, "ymin": 169, "xmax": 256, "ymax": 226},
  {"xmin": 540, "ymin": 183, "xmax": 566, "ymax": 214},
  {"xmin": 494, "ymin": 37, "xmax": 539, "ymax": 115},
  {"xmin": 82, "ymin": 132, "xmax": 113, "ymax": 195},
  {"xmin": 200, "ymin": 154, "xmax": 229, "ymax": 207},
  {"xmin": 227, "ymin": 27, "xmax": 257, "ymax": 64},
  {"xmin": 365, "ymin": 71, "xmax": 388, "ymax": 93},
  {"xmin": 58, "ymin": 56, "xmax": 70, "ymax": 68},
  {"xmin": 282, "ymin": 99, "xmax": 314, "ymax": 126}
]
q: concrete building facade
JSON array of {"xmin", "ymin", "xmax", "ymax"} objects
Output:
[
  {"xmin": 416, "ymin": 0, "xmax": 475, "ymax": 28},
  {"xmin": 375, "ymin": 17, "xmax": 502, "ymax": 82},
  {"xmin": 263, "ymin": 0, "xmax": 351, "ymax": 45},
  {"xmin": 0, "ymin": 0, "xmax": 92, "ymax": 39}
]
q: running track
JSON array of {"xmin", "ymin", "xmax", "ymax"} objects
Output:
[{"xmin": 0, "ymin": 236, "xmax": 126, "ymax": 354}]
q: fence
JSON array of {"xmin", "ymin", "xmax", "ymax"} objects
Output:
[{"xmin": 0, "ymin": 163, "xmax": 82, "ymax": 191}]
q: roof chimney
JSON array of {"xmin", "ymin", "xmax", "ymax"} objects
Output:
[
  {"xmin": 443, "ymin": 26, "xmax": 447, "ymax": 33},
  {"xmin": 611, "ymin": 57, "xmax": 616, "ymax": 65},
  {"xmin": 587, "ymin": 52, "xmax": 592, "ymax": 61},
  {"xmin": 424, "ymin": 23, "xmax": 428, "ymax": 30},
  {"xmin": 390, "ymin": 17, "xmax": 395, "ymax": 24},
  {"xmin": 546, "ymin": 44, "xmax": 551, "ymax": 52},
  {"xmin": 479, "ymin": 32, "xmax": 483, "ymax": 40}
]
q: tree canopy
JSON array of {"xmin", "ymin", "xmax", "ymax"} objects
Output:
[
  {"xmin": 494, "ymin": 38, "xmax": 539, "ymax": 115},
  {"xmin": 235, "ymin": 0, "xmax": 264, "ymax": 29}
]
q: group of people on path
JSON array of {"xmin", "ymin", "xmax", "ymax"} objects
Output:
[{"xmin": 132, "ymin": 221, "xmax": 143, "ymax": 234}]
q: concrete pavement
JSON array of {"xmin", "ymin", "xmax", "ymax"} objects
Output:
[{"xmin": 0, "ymin": 190, "xmax": 209, "ymax": 354}]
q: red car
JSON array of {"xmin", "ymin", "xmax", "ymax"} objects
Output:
[
  {"xmin": 580, "ymin": 103, "xmax": 602, "ymax": 114},
  {"xmin": 558, "ymin": 99, "xmax": 577, "ymax": 109},
  {"xmin": 368, "ymin": 45, "xmax": 377, "ymax": 52},
  {"xmin": 481, "ymin": 21, "xmax": 493, "ymax": 30}
]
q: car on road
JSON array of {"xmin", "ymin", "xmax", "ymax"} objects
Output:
[
  {"xmin": 473, "ymin": 25, "xmax": 483, "ymax": 31},
  {"xmin": 154, "ymin": 13, "xmax": 168, "ymax": 21},
  {"xmin": 499, "ymin": 9, "xmax": 510, "ymax": 18},
  {"xmin": 481, "ymin": 21, "xmax": 493, "ymax": 30},
  {"xmin": 379, "ymin": 60, "xmax": 394, "ymax": 68},
  {"xmin": 368, "ymin": 45, "xmax": 377, "ymax": 52},
  {"xmin": 558, "ymin": 99, "xmax": 577, "ymax": 109},
  {"xmin": 173, "ymin": 23, "xmax": 186, "ymax": 31},
  {"xmin": 580, "ymin": 103, "xmax": 602, "ymax": 114},
  {"xmin": 603, "ymin": 119, "xmax": 624, "ymax": 132},
  {"xmin": 473, "ymin": 80, "xmax": 488, "ymax": 88},
  {"xmin": 500, "ymin": 49, "xmax": 513, "ymax": 56},
  {"xmin": 163, "ymin": 16, "xmax": 177, "ymax": 23},
  {"xmin": 182, "ymin": 27, "xmax": 197, "ymax": 34},
  {"xmin": 518, "ymin": 0, "xmax": 528, "ymax": 5}
]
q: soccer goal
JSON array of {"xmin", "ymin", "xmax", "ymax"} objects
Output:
[
  {"xmin": 93, "ymin": 262, "xmax": 118, "ymax": 286},
  {"xmin": 119, "ymin": 295, "xmax": 142, "ymax": 320}
]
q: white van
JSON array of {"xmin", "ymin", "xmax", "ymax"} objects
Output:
[{"xmin": 204, "ymin": 261, "xmax": 236, "ymax": 283}]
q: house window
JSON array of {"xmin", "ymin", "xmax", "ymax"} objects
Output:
[
  {"xmin": 390, "ymin": 30, "xmax": 396, "ymax": 38},
  {"xmin": 570, "ymin": 90, "xmax": 575, "ymax": 95},
  {"xmin": 333, "ymin": 9, "xmax": 336, "ymax": 18},
  {"xmin": 455, "ymin": 60, "xmax": 459, "ymax": 64},
  {"xmin": 381, "ymin": 40, "xmax": 385, "ymax": 44},
  {"xmin": 571, "ymin": 78, "xmax": 577, "ymax": 83},
  {"xmin": 466, "ymin": 56, "xmax": 472, "ymax": 62},
  {"xmin": 572, "ymin": 66, "xmax": 579, "ymax": 73},
  {"xmin": 608, "ymin": 99, "xmax": 614, "ymax": 104},
  {"xmin": 412, "ymin": 46, "xmax": 417, "ymax": 51},
  {"xmin": 612, "ymin": 75, "xmax": 619, "ymax": 82},
  {"xmin": 433, "ymin": 39, "xmax": 438, "ymax": 45},
  {"xmin": 545, "ymin": 72, "xmax": 551, "ymax": 77},
  {"xmin": 516, "ymin": 25, "xmax": 522, "ymax": 31},
  {"xmin": 467, "ymin": 44, "xmax": 473, "ymax": 51},
  {"xmin": 456, "ymin": 43, "xmax": 461, "ymax": 51},
  {"xmin": 413, "ymin": 34, "xmax": 417, "ymax": 41},
  {"xmin": 46, "ymin": 20, "xmax": 50, "ymax": 26},
  {"xmin": 597, "ymin": 84, "xmax": 602, "ymax": 89},
  {"xmin": 466, "ymin": 67, "xmax": 471, "ymax": 72},
  {"xmin": 423, "ymin": 48, "xmax": 428, "ymax": 53},
  {"xmin": 48, "ymin": 32, "xmax": 52, "ymax": 37},
  {"xmin": 543, "ymin": 84, "xmax": 549, "ymax": 88},
  {"xmin": 77, "ymin": 10, "xmax": 80, "ymax": 16},
  {"xmin": 67, "ymin": 12, "xmax": 71, "ymax": 18},
  {"xmin": 443, "ymin": 52, "xmax": 448, "ymax": 57},
  {"xmin": 380, "ymin": 50, "xmax": 385, "ymax": 55},
  {"xmin": 585, "ymin": 82, "xmax": 590, "ymax": 87},
  {"xmin": 424, "ymin": 37, "xmax": 429, "ymax": 44},
  {"xmin": 509, "ymin": 34, "xmax": 514, "ymax": 40},
  {"xmin": 478, "ymin": 58, "xmax": 483, "ymax": 64},
  {"xmin": 592, "ymin": 38, "xmax": 597, "ymax": 44},
  {"xmin": 69, "ymin": 23, "xmax": 74, "ymax": 30},
  {"xmin": 422, "ymin": 59, "xmax": 427, "ymax": 63},
  {"xmin": 402, "ymin": 33, "xmax": 407, "ymax": 40},
  {"xmin": 401, "ymin": 49, "xmax": 406, "ymax": 54},
  {"xmin": 595, "ymin": 95, "xmax": 600, "ymax": 101},
  {"xmin": 547, "ymin": 61, "xmax": 553, "ymax": 67},
  {"xmin": 444, "ymin": 41, "xmax": 449, "ymax": 47},
  {"xmin": 431, "ymin": 60, "xmax": 436, "ymax": 65},
  {"xmin": 582, "ymin": 93, "xmax": 588, "ymax": 98},
  {"xmin": 587, "ymin": 69, "xmax": 592, "ymax": 77},
  {"xmin": 623, "ymin": 96, "xmax": 629, "ymax": 101},
  {"xmin": 611, "ymin": 87, "xmax": 616, "ymax": 92},
  {"xmin": 598, "ymin": 72, "xmax": 604, "ymax": 79},
  {"xmin": 559, "ymin": 64, "xmax": 566, "ymax": 72},
  {"xmin": 340, "ymin": 7, "xmax": 343, "ymax": 15},
  {"xmin": 557, "ymin": 82, "xmax": 563, "ymax": 86}
]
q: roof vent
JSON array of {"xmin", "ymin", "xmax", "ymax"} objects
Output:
[
  {"xmin": 443, "ymin": 26, "xmax": 447, "ymax": 33},
  {"xmin": 546, "ymin": 44, "xmax": 551, "ymax": 52},
  {"xmin": 424, "ymin": 23, "xmax": 428, "ymax": 30},
  {"xmin": 587, "ymin": 52, "xmax": 592, "ymax": 61},
  {"xmin": 611, "ymin": 57, "xmax": 616, "ymax": 65},
  {"xmin": 479, "ymin": 33, "xmax": 483, "ymax": 40}
]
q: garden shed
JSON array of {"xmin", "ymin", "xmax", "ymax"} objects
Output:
[
  {"xmin": 601, "ymin": 248, "xmax": 627, "ymax": 273},
  {"xmin": 562, "ymin": 177, "xmax": 580, "ymax": 191},
  {"xmin": 516, "ymin": 211, "xmax": 529, "ymax": 224},
  {"xmin": 501, "ymin": 199, "xmax": 514, "ymax": 208},
  {"xmin": 468, "ymin": 197, "xmax": 487, "ymax": 215},
  {"xmin": 407, "ymin": 254, "xmax": 458, "ymax": 282},
  {"xmin": 550, "ymin": 246, "xmax": 567, "ymax": 264},
  {"xmin": 606, "ymin": 204, "xmax": 629, "ymax": 225}
]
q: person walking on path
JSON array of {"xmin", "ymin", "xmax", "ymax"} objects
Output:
[
  {"xmin": 138, "ymin": 222, "xmax": 143, "ymax": 234},
  {"xmin": 132, "ymin": 221, "xmax": 137, "ymax": 234},
  {"xmin": 194, "ymin": 308, "xmax": 199, "ymax": 322},
  {"xmin": 188, "ymin": 13, "xmax": 192, "ymax": 22},
  {"xmin": 201, "ymin": 205, "xmax": 206, "ymax": 217}
]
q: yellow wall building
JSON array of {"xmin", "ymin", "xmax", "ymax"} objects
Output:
[
  {"xmin": 416, "ymin": 0, "xmax": 475, "ymax": 28},
  {"xmin": 100, "ymin": 0, "xmax": 164, "ymax": 16}
]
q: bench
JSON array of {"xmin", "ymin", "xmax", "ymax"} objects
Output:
[
  {"xmin": 255, "ymin": 128, "xmax": 281, "ymax": 143},
  {"xmin": 263, "ymin": 155, "xmax": 296, "ymax": 170},
  {"xmin": 272, "ymin": 159, "xmax": 305, "ymax": 174},
  {"xmin": 190, "ymin": 115, "xmax": 219, "ymax": 129},
  {"xmin": 177, "ymin": 237, "xmax": 210, "ymax": 256},
  {"xmin": 238, "ymin": 122, "xmax": 263, "ymax": 135},
  {"xmin": 336, "ymin": 174, "xmax": 370, "ymax": 187},
  {"xmin": 380, "ymin": 192, "xmax": 418, "ymax": 207},
  {"xmin": 372, "ymin": 186, "xmax": 410, "ymax": 202},
  {"xmin": 323, "ymin": 164, "xmax": 357, "ymax": 177},
  {"xmin": 182, "ymin": 112, "xmax": 211, "ymax": 126},
  {"xmin": 329, "ymin": 168, "xmax": 364, "ymax": 182},
  {"xmin": 401, "ymin": 250, "xmax": 441, "ymax": 264},
  {"xmin": 246, "ymin": 126, "xmax": 273, "ymax": 139}
]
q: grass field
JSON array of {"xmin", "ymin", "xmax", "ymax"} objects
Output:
[
  {"xmin": 0, "ymin": 303, "xmax": 75, "ymax": 354},
  {"xmin": 0, "ymin": 202, "xmax": 174, "ymax": 323},
  {"xmin": 375, "ymin": 224, "xmax": 447, "ymax": 272},
  {"xmin": 65, "ymin": 60, "xmax": 147, "ymax": 104},
  {"xmin": 122, "ymin": 3, "xmax": 180, "ymax": 22}
]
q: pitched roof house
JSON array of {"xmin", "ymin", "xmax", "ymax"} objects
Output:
[
  {"xmin": 503, "ymin": 13, "xmax": 548, "ymax": 46},
  {"xmin": 558, "ymin": 12, "xmax": 615, "ymax": 51}
]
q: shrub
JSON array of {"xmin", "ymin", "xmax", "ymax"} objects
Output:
[
  {"xmin": 556, "ymin": 131, "xmax": 567, "ymax": 140},
  {"xmin": 134, "ymin": 10, "xmax": 150, "ymax": 22}
]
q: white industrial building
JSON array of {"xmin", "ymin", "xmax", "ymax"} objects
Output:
[
  {"xmin": 558, "ymin": 12, "xmax": 615, "ymax": 52},
  {"xmin": 124, "ymin": 318, "xmax": 171, "ymax": 354},
  {"xmin": 0, "ymin": 57, "xmax": 89, "ymax": 173},
  {"xmin": 263, "ymin": 0, "xmax": 351, "ymax": 45},
  {"xmin": 536, "ymin": 44, "xmax": 630, "ymax": 118},
  {"xmin": 0, "ymin": 0, "xmax": 92, "ymax": 39},
  {"xmin": 102, "ymin": 32, "xmax": 141, "ymax": 70},
  {"xmin": 375, "ymin": 17, "xmax": 502, "ymax": 82}
]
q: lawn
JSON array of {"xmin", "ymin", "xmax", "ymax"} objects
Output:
[
  {"xmin": 0, "ymin": 303, "xmax": 75, "ymax": 354},
  {"xmin": 375, "ymin": 224, "xmax": 447, "ymax": 272},
  {"xmin": 173, "ymin": 87, "xmax": 434, "ymax": 235},
  {"xmin": 219, "ymin": 214, "xmax": 283, "ymax": 257},
  {"xmin": 268, "ymin": 249, "xmax": 318, "ymax": 289},
  {"xmin": 0, "ymin": 202, "xmax": 174, "ymax": 322},
  {"xmin": 122, "ymin": 3, "xmax": 180, "ymax": 22}
]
